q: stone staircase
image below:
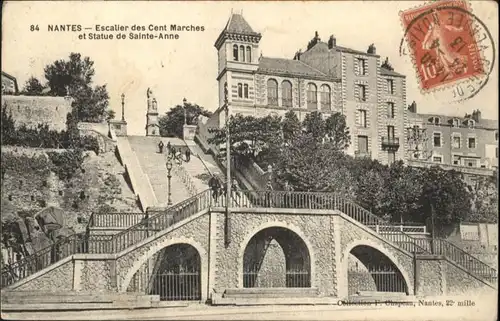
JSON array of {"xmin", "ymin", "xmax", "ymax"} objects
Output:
[{"xmin": 127, "ymin": 136, "xmax": 190, "ymax": 206}]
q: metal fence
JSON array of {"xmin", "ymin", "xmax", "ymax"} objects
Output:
[
  {"xmin": 349, "ymin": 264, "xmax": 407, "ymax": 293},
  {"xmin": 89, "ymin": 212, "xmax": 146, "ymax": 228},
  {"xmin": 149, "ymin": 271, "xmax": 201, "ymax": 301},
  {"xmin": 243, "ymin": 270, "xmax": 310, "ymax": 288}
]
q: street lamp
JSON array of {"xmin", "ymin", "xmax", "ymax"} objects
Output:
[
  {"xmin": 121, "ymin": 93, "xmax": 125, "ymax": 121},
  {"xmin": 166, "ymin": 160, "xmax": 173, "ymax": 206},
  {"xmin": 183, "ymin": 98, "xmax": 187, "ymax": 125},
  {"xmin": 223, "ymin": 83, "xmax": 231, "ymax": 247}
]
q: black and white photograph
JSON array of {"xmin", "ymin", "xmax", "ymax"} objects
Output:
[{"xmin": 0, "ymin": 1, "xmax": 498, "ymax": 320}]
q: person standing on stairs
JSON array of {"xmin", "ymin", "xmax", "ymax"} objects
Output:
[
  {"xmin": 167, "ymin": 141, "xmax": 171, "ymax": 153},
  {"xmin": 231, "ymin": 177, "xmax": 241, "ymax": 206},
  {"xmin": 158, "ymin": 141, "xmax": 164, "ymax": 154},
  {"xmin": 185, "ymin": 149, "xmax": 191, "ymax": 162},
  {"xmin": 209, "ymin": 175, "xmax": 220, "ymax": 204}
]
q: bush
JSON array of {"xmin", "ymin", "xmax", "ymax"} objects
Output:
[{"xmin": 47, "ymin": 149, "xmax": 84, "ymax": 181}]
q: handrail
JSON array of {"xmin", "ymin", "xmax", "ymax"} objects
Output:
[
  {"xmin": 88, "ymin": 212, "xmax": 146, "ymax": 228},
  {"xmin": 172, "ymin": 161, "xmax": 198, "ymax": 197},
  {"xmin": 104, "ymin": 188, "xmax": 213, "ymax": 254},
  {"xmin": 1, "ymin": 232, "xmax": 89, "ymax": 288},
  {"xmin": 432, "ymin": 238, "xmax": 497, "ymax": 284}
]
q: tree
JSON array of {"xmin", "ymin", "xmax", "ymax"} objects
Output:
[
  {"xmin": 21, "ymin": 76, "xmax": 46, "ymax": 96},
  {"xmin": 418, "ymin": 167, "xmax": 472, "ymax": 233},
  {"xmin": 275, "ymin": 132, "xmax": 354, "ymax": 195},
  {"xmin": 43, "ymin": 53, "xmax": 111, "ymax": 123},
  {"xmin": 467, "ymin": 174, "xmax": 498, "ymax": 223},
  {"xmin": 282, "ymin": 111, "xmax": 301, "ymax": 144},
  {"xmin": 159, "ymin": 103, "xmax": 212, "ymax": 137},
  {"xmin": 325, "ymin": 112, "xmax": 351, "ymax": 150},
  {"xmin": 302, "ymin": 111, "xmax": 325, "ymax": 141}
]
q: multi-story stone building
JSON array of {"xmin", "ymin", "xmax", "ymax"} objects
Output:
[
  {"xmin": 1, "ymin": 71, "xmax": 19, "ymax": 95},
  {"xmin": 406, "ymin": 104, "xmax": 498, "ymax": 181},
  {"xmin": 208, "ymin": 13, "xmax": 407, "ymax": 165}
]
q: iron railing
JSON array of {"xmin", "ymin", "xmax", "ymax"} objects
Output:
[
  {"xmin": 149, "ymin": 271, "xmax": 201, "ymax": 301},
  {"xmin": 89, "ymin": 212, "xmax": 146, "ymax": 228},
  {"xmin": 99, "ymin": 188, "xmax": 212, "ymax": 254},
  {"xmin": 172, "ymin": 160, "xmax": 198, "ymax": 197},
  {"xmin": 348, "ymin": 264, "xmax": 407, "ymax": 293},
  {"xmin": 1, "ymin": 232, "xmax": 89, "ymax": 288}
]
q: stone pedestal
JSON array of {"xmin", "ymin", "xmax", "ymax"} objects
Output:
[
  {"xmin": 183, "ymin": 124, "xmax": 197, "ymax": 141},
  {"xmin": 109, "ymin": 119, "xmax": 128, "ymax": 137}
]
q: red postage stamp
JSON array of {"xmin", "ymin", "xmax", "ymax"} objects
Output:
[{"xmin": 400, "ymin": 0, "xmax": 486, "ymax": 92}]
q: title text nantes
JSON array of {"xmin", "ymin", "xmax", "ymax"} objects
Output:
[{"xmin": 87, "ymin": 24, "xmax": 204, "ymax": 40}]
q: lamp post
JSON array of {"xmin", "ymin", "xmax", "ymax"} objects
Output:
[
  {"xmin": 121, "ymin": 93, "xmax": 125, "ymax": 121},
  {"xmin": 166, "ymin": 160, "xmax": 173, "ymax": 206},
  {"xmin": 183, "ymin": 98, "xmax": 187, "ymax": 125},
  {"xmin": 224, "ymin": 83, "xmax": 231, "ymax": 247}
]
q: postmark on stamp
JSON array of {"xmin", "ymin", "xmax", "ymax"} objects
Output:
[{"xmin": 399, "ymin": 0, "xmax": 495, "ymax": 102}]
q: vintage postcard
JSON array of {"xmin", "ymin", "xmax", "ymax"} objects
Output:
[{"xmin": 1, "ymin": 1, "xmax": 498, "ymax": 320}]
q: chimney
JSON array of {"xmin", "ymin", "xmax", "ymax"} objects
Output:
[
  {"xmin": 367, "ymin": 43, "xmax": 376, "ymax": 54},
  {"xmin": 293, "ymin": 49, "xmax": 302, "ymax": 60},
  {"xmin": 472, "ymin": 109, "xmax": 481, "ymax": 122},
  {"xmin": 408, "ymin": 101, "xmax": 417, "ymax": 113},
  {"xmin": 328, "ymin": 35, "xmax": 336, "ymax": 49}
]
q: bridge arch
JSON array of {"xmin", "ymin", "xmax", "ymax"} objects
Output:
[
  {"xmin": 341, "ymin": 239, "xmax": 413, "ymax": 297},
  {"xmin": 238, "ymin": 221, "xmax": 316, "ymax": 288},
  {"xmin": 120, "ymin": 237, "xmax": 208, "ymax": 301}
]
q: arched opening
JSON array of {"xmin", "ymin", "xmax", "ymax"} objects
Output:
[
  {"xmin": 347, "ymin": 245, "xmax": 408, "ymax": 295},
  {"xmin": 243, "ymin": 227, "xmax": 311, "ymax": 288},
  {"xmin": 233, "ymin": 45, "xmax": 239, "ymax": 61},
  {"xmin": 246, "ymin": 46, "xmax": 252, "ymax": 63},
  {"xmin": 239, "ymin": 45, "xmax": 245, "ymax": 62},
  {"xmin": 281, "ymin": 80, "xmax": 293, "ymax": 107},
  {"xmin": 127, "ymin": 243, "xmax": 201, "ymax": 301},
  {"xmin": 267, "ymin": 79, "xmax": 278, "ymax": 106},
  {"xmin": 307, "ymin": 83, "xmax": 317, "ymax": 110},
  {"xmin": 320, "ymin": 84, "xmax": 331, "ymax": 110}
]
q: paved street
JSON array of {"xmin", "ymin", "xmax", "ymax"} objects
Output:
[{"xmin": 2, "ymin": 298, "xmax": 497, "ymax": 321}]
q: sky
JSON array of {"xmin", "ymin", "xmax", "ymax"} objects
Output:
[{"xmin": 2, "ymin": 1, "xmax": 498, "ymax": 136}]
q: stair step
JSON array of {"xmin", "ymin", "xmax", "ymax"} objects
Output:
[{"xmin": 223, "ymin": 288, "xmax": 319, "ymax": 298}]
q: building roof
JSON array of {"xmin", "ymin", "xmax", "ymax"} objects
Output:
[
  {"xmin": 380, "ymin": 67, "xmax": 405, "ymax": 78},
  {"xmin": 214, "ymin": 13, "xmax": 262, "ymax": 49},
  {"xmin": 258, "ymin": 56, "xmax": 332, "ymax": 80},
  {"xmin": 223, "ymin": 13, "xmax": 259, "ymax": 35},
  {"xmin": 416, "ymin": 112, "xmax": 498, "ymax": 130}
]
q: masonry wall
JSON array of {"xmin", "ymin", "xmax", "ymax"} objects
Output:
[
  {"xmin": 2, "ymin": 95, "xmax": 73, "ymax": 132},
  {"xmin": 213, "ymin": 211, "xmax": 338, "ymax": 297}
]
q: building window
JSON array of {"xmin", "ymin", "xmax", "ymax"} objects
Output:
[
  {"xmin": 433, "ymin": 156, "xmax": 443, "ymax": 163},
  {"xmin": 243, "ymin": 84, "xmax": 249, "ymax": 99},
  {"xmin": 307, "ymin": 83, "xmax": 317, "ymax": 110},
  {"xmin": 388, "ymin": 151, "xmax": 396, "ymax": 165},
  {"xmin": 246, "ymin": 46, "xmax": 252, "ymax": 63},
  {"xmin": 495, "ymin": 131, "xmax": 498, "ymax": 141},
  {"xmin": 358, "ymin": 135, "xmax": 368, "ymax": 152},
  {"xmin": 387, "ymin": 102, "xmax": 395, "ymax": 118},
  {"xmin": 433, "ymin": 133, "xmax": 441, "ymax": 147},
  {"xmin": 468, "ymin": 137, "xmax": 476, "ymax": 149},
  {"xmin": 358, "ymin": 110, "xmax": 367, "ymax": 128},
  {"xmin": 233, "ymin": 45, "xmax": 239, "ymax": 61},
  {"xmin": 387, "ymin": 79, "xmax": 394, "ymax": 94},
  {"xmin": 357, "ymin": 84, "xmax": 367, "ymax": 101},
  {"xmin": 429, "ymin": 116, "xmax": 440, "ymax": 125},
  {"xmin": 452, "ymin": 135, "xmax": 461, "ymax": 148},
  {"xmin": 267, "ymin": 79, "xmax": 278, "ymax": 105},
  {"xmin": 239, "ymin": 45, "xmax": 245, "ymax": 62},
  {"xmin": 282, "ymin": 80, "xmax": 293, "ymax": 107},
  {"xmin": 387, "ymin": 125, "xmax": 395, "ymax": 138},
  {"xmin": 453, "ymin": 118, "xmax": 460, "ymax": 127},
  {"xmin": 453, "ymin": 155, "xmax": 460, "ymax": 165},
  {"xmin": 468, "ymin": 119, "xmax": 475, "ymax": 128},
  {"xmin": 357, "ymin": 58, "xmax": 367, "ymax": 75},
  {"xmin": 238, "ymin": 83, "xmax": 244, "ymax": 98},
  {"xmin": 320, "ymin": 84, "xmax": 331, "ymax": 109}
]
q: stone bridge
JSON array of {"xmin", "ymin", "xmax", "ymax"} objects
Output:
[{"xmin": 7, "ymin": 199, "xmax": 494, "ymax": 303}]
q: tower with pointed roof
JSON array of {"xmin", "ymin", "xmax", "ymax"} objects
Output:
[{"xmin": 214, "ymin": 12, "xmax": 262, "ymax": 111}]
